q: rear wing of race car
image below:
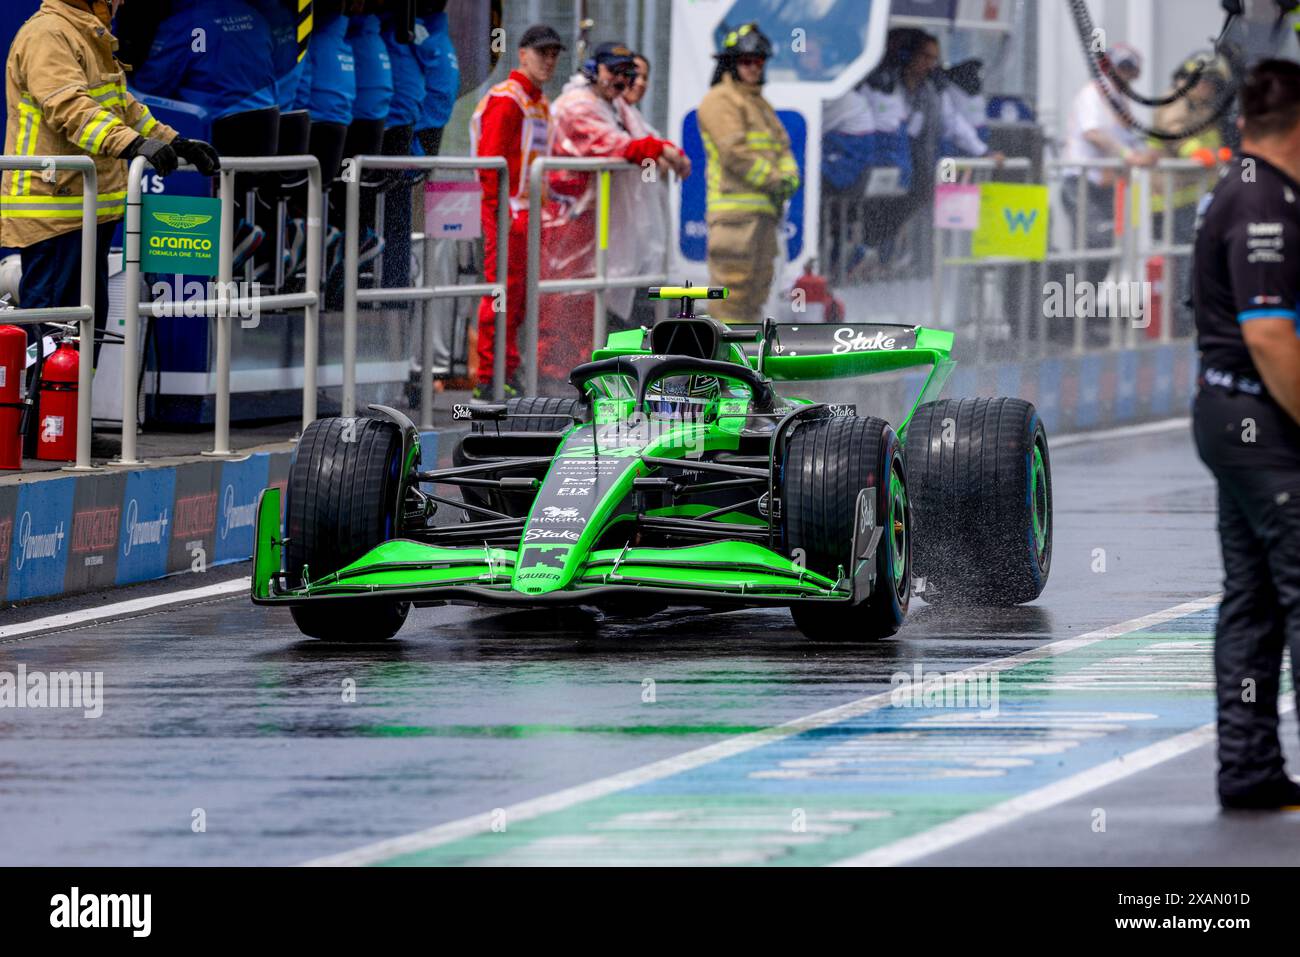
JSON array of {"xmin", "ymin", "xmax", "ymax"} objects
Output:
[
  {"xmin": 600, "ymin": 286, "xmax": 956, "ymax": 430},
  {"xmin": 636, "ymin": 285, "xmax": 953, "ymax": 381},
  {"xmin": 730, "ymin": 321, "xmax": 953, "ymax": 381}
]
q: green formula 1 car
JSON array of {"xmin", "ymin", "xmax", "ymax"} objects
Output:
[{"xmin": 251, "ymin": 285, "xmax": 1052, "ymax": 642}]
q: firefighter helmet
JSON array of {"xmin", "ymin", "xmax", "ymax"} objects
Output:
[{"xmin": 715, "ymin": 22, "xmax": 774, "ymax": 60}]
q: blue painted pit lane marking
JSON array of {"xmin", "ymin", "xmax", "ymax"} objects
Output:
[{"xmin": 309, "ymin": 595, "xmax": 1253, "ymax": 867}]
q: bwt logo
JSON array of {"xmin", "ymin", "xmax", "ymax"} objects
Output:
[
  {"xmin": 14, "ymin": 512, "xmax": 65, "ymax": 571},
  {"xmin": 219, "ymin": 485, "xmax": 258, "ymax": 541},
  {"xmin": 121, "ymin": 500, "xmax": 169, "ymax": 558},
  {"xmin": 71, "ymin": 506, "xmax": 120, "ymax": 554}
]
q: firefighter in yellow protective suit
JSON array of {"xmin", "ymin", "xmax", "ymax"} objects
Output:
[
  {"xmin": 2, "ymin": 0, "xmax": 220, "ymax": 367},
  {"xmin": 697, "ymin": 23, "xmax": 798, "ymax": 323}
]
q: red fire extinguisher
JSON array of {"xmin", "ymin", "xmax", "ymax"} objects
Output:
[
  {"xmin": 0, "ymin": 324, "xmax": 25, "ymax": 469},
  {"xmin": 1145, "ymin": 255, "xmax": 1164, "ymax": 340},
  {"xmin": 35, "ymin": 340, "xmax": 78, "ymax": 462}
]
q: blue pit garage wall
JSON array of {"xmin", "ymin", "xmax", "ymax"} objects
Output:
[{"xmin": 0, "ymin": 430, "xmax": 441, "ymax": 605}]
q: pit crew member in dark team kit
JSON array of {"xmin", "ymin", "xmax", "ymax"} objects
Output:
[{"xmin": 1191, "ymin": 58, "xmax": 1300, "ymax": 810}]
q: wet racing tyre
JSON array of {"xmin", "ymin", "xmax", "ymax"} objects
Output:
[
  {"xmin": 906, "ymin": 397, "xmax": 1052, "ymax": 605},
  {"xmin": 782, "ymin": 415, "xmax": 911, "ymax": 641},
  {"xmin": 285, "ymin": 416, "xmax": 410, "ymax": 642},
  {"xmin": 500, "ymin": 395, "xmax": 584, "ymax": 432}
]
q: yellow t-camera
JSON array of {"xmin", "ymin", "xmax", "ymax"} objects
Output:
[{"xmin": 648, "ymin": 286, "xmax": 729, "ymax": 300}]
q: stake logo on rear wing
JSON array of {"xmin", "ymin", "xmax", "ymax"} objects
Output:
[{"xmin": 766, "ymin": 324, "xmax": 919, "ymax": 357}]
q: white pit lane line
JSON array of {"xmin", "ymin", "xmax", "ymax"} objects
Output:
[
  {"xmin": 1049, "ymin": 416, "xmax": 1189, "ymax": 448},
  {"xmin": 305, "ymin": 592, "xmax": 1223, "ymax": 867},
  {"xmin": 838, "ymin": 690, "xmax": 1297, "ymax": 867},
  {"xmin": 0, "ymin": 577, "xmax": 250, "ymax": 643}
]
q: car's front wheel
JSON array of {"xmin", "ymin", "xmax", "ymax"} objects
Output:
[
  {"xmin": 284, "ymin": 416, "xmax": 410, "ymax": 642},
  {"xmin": 782, "ymin": 415, "xmax": 910, "ymax": 641}
]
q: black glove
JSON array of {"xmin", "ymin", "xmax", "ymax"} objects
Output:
[
  {"xmin": 121, "ymin": 135, "xmax": 178, "ymax": 177},
  {"xmin": 172, "ymin": 137, "xmax": 221, "ymax": 176}
]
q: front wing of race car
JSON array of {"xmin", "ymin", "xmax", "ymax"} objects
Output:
[{"xmin": 249, "ymin": 487, "xmax": 884, "ymax": 609}]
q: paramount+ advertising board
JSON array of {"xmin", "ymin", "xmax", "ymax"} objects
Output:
[{"xmin": 141, "ymin": 195, "xmax": 222, "ymax": 277}]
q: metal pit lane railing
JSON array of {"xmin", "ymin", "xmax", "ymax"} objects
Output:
[
  {"xmin": 0, "ymin": 155, "xmax": 98, "ymax": 471},
  {"xmin": 523, "ymin": 156, "xmax": 673, "ymax": 397},
  {"xmin": 1135, "ymin": 156, "xmax": 1222, "ymax": 341},
  {"xmin": 341, "ymin": 155, "xmax": 507, "ymax": 423},
  {"xmin": 932, "ymin": 155, "xmax": 1219, "ymax": 362},
  {"xmin": 117, "ymin": 154, "xmax": 323, "ymax": 464}
]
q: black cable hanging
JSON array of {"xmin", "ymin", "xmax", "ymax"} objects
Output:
[{"xmin": 1066, "ymin": 0, "xmax": 1242, "ymax": 142}]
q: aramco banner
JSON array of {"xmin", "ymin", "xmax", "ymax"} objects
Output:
[{"xmin": 141, "ymin": 195, "xmax": 222, "ymax": 277}]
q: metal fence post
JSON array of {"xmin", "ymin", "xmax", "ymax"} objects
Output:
[
  {"xmin": 1160, "ymin": 166, "xmax": 1175, "ymax": 344},
  {"xmin": 342, "ymin": 163, "xmax": 361, "ymax": 418},
  {"xmin": 116, "ymin": 155, "xmax": 147, "ymax": 465},
  {"xmin": 205, "ymin": 168, "xmax": 236, "ymax": 456},
  {"xmin": 1074, "ymin": 173, "xmax": 1087, "ymax": 354},
  {"xmin": 592, "ymin": 169, "xmax": 609, "ymax": 349},
  {"xmin": 932, "ymin": 162, "xmax": 944, "ymax": 326},
  {"xmin": 524, "ymin": 158, "xmax": 545, "ymax": 397},
  {"xmin": 420, "ymin": 226, "xmax": 436, "ymax": 429},
  {"xmin": 494, "ymin": 163, "xmax": 508, "ymax": 401},
  {"xmin": 69, "ymin": 163, "xmax": 98, "ymax": 471},
  {"xmin": 302, "ymin": 159, "xmax": 322, "ymax": 430}
]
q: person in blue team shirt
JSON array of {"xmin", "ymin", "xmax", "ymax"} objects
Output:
[
  {"xmin": 377, "ymin": 8, "xmax": 425, "ymax": 287},
  {"xmin": 339, "ymin": 7, "xmax": 395, "ymax": 282},
  {"xmin": 382, "ymin": 11, "xmax": 425, "ymax": 139},
  {"xmin": 412, "ymin": 0, "xmax": 460, "ymax": 156},
  {"xmin": 296, "ymin": 5, "xmax": 356, "ymax": 128},
  {"xmin": 252, "ymin": 0, "xmax": 309, "ymax": 113},
  {"xmin": 291, "ymin": 4, "xmax": 356, "ymax": 291},
  {"xmin": 131, "ymin": 0, "xmax": 277, "ymax": 122},
  {"xmin": 348, "ymin": 11, "xmax": 394, "ymax": 126}
]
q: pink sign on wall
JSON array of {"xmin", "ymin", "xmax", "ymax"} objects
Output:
[
  {"xmin": 933, "ymin": 183, "xmax": 981, "ymax": 230},
  {"xmin": 424, "ymin": 181, "xmax": 482, "ymax": 239}
]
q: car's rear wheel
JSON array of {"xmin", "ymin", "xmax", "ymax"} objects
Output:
[
  {"xmin": 907, "ymin": 397, "xmax": 1052, "ymax": 605},
  {"xmin": 285, "ymin": 416, "xmax": 410, "ymax": 642},
  {"xmin": 500, "ymin": 395, "xmax": 584, "ymax": 432},
  {"xmin": 782, "ymin": 416, "xmax": 910, "ymax": 641}
]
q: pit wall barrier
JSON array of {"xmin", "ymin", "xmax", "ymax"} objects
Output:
[
  {"xmin": 0, "ymin": 429, "xmax": 442, "ymax": 606},
  {"xmin": 845, "ymin": 339, "xmax": 1196, "ymax": 439},
  {"xmin": 0, "ymin": 338, "xmax": 1196, "ymax": 607}
]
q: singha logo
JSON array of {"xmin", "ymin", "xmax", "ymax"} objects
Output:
[{"xmin": 542, "ymin": 506, "xmax": 580, "ymax": 520}]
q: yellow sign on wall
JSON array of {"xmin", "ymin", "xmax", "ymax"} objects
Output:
[{"xmin": 971, "ymin": 183, "xmax": 1050, "ymax": 260}]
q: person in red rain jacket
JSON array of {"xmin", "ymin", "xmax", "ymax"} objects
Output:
[{"xmin": 468, "ymin": 24, "xmax": 564, "ymax": 402}]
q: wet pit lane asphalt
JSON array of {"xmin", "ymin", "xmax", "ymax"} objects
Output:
[{"xmin": 6, "ymin": 423, "xmax": 1296, "ymax": 866}]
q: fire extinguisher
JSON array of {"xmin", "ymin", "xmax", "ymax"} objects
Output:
[
  {"xmin": 0, "ymin": 324, "xmax": 25, "ymax": 469},
  {"xmin": 35, "ymin": 339, "xmax": 78, "ymax": 462},
  {"xmin": 1145, "ymin": 255, "xmax": 1164, "ymax": 340}
]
